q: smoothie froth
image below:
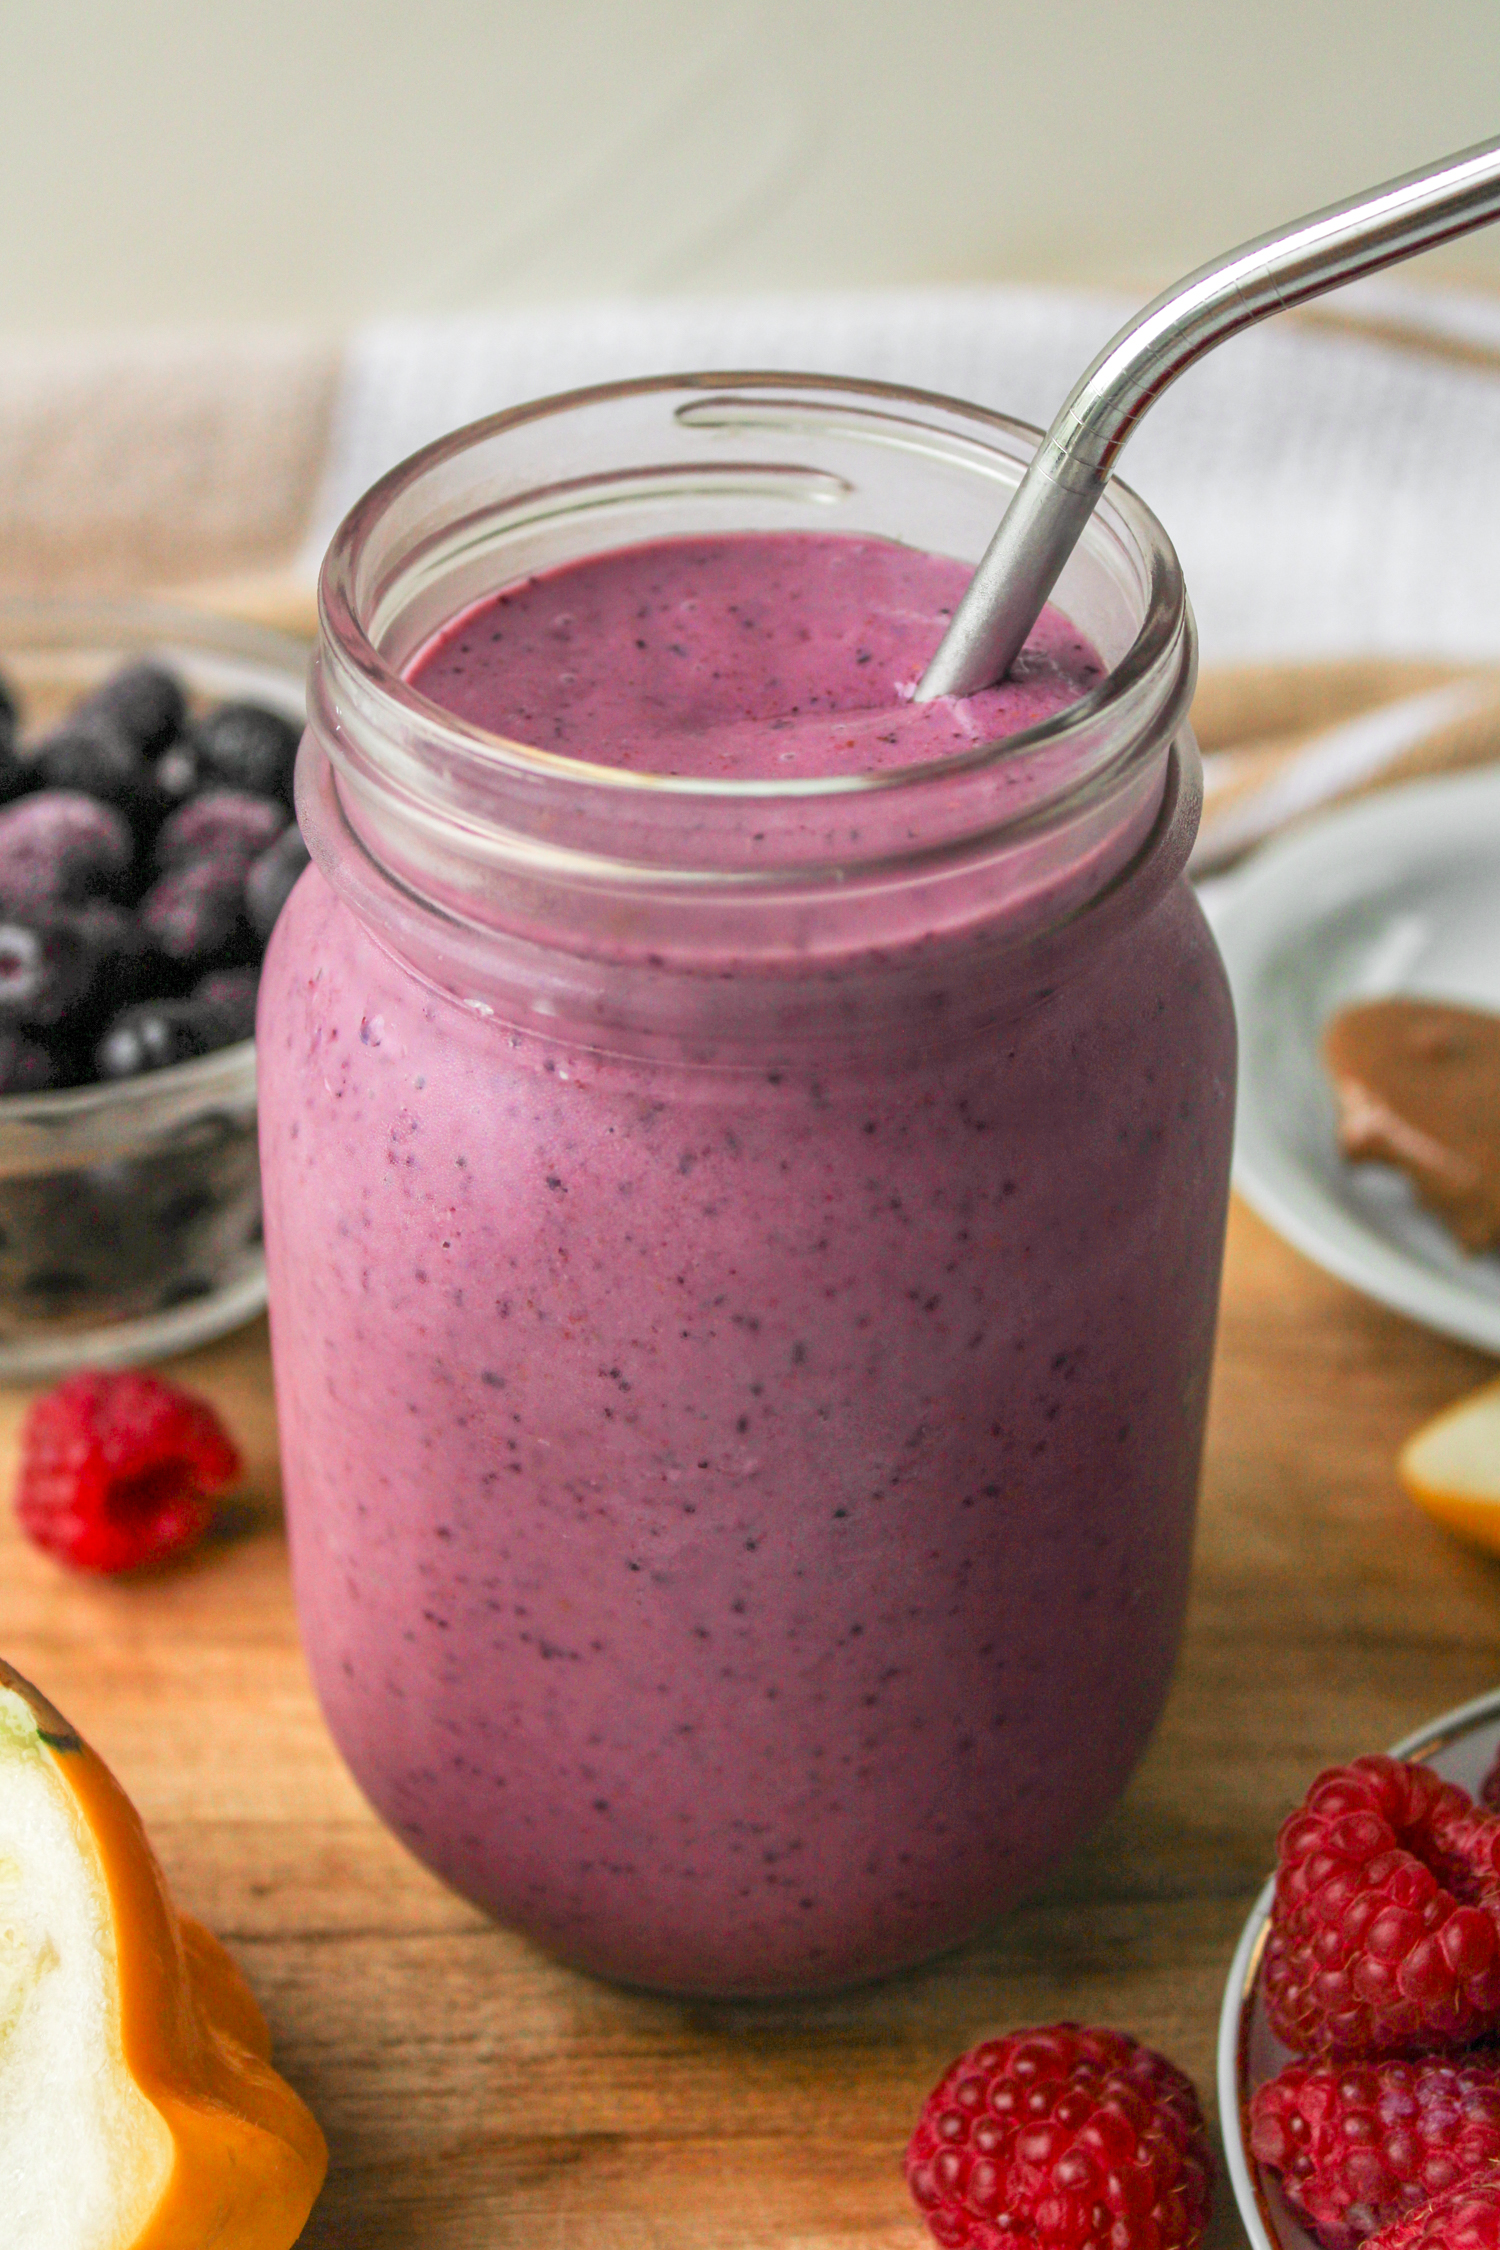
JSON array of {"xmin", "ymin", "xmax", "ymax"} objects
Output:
[{"xmin": 410, "ymin": 532, "xmax": 1103, "ymax": 779}]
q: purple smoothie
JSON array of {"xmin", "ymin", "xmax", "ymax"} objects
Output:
[{"xmin": 261, "ymin": 529, "xmax": 1234, "ymax": 1993}]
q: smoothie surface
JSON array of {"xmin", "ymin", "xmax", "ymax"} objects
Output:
[{"xmin": 407, "ymin": 532, "xmax": 1105, "ymax": 779}]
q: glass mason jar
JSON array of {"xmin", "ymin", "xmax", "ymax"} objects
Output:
[{"xmin": 260, "ymin": 375, "xmax": 1235, "ymax": 1997}]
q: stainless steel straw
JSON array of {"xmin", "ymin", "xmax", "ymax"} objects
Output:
[{"xmin": 916, "ymin": 132, "xmax": 1500, "ymax": 701}]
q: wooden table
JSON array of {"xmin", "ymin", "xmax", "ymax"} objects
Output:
[{"xmin": 1, "ymin": 1199, "xmax": 1495, "ymax": 2249}]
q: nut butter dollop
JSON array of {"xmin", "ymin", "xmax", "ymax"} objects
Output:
[{"xmin": 1323, "ymin": 997, "xmax": 1500, "ymax": 1252}]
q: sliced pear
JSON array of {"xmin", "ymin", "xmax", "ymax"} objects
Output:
[
  {"xmin": 1399, "ymin": 1376, "xmax": 1500, "ymax": 1556},
  {"xmin": 0, "ymin": 1659, "xmax": 326, "ymax": 2250}
]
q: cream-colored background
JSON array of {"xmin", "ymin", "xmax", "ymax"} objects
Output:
[{"xmin": 5, "ymin": 0, "xmax": 1500, "ymax": 332}]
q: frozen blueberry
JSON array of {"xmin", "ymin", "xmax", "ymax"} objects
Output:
[
  {"xmin": 157, "ymin": 788, "xmax": 286, "ymax": 870},
  {"xmin": 63, "ymin": 900, "xmax": 158, "ymax": 1022},
  {"xmin": 139, "ymin": 854, "xmax": 253, "ymax": 967},
  {"xmin": 76, "ymin": 662, "xmax": 186, "ymax": 757},
  {"xmin": 0, "ymin": 792, "xmax": 133, "ymax": 914},
  {"xmin": 95, "ymin": 1000, "xmax": 206, "ymax": 1079},
  {"xmin": 0, "ymin": 1030, "xmax": 60, "ymax": 1096},
  {"xmin": 35, "ymin": 714, "xmax": 149, "ymax": 813},
  {"xmin": 0, "ymin": 760, "xmax": 39, "ymax": 807},
  {"xmin": 151, "ymin": 737, "xmax": 204, "ymax": 811},
  {"xmin": 0, "ymin": 675, "xmax": 33, "ymax": 805},
  {"xmin": 0, "ymin": 915, "xmax": 99, "ymax": 1028},
  {"xmin": 191, "ymin": 965, "xmax": 259, "ymax": 1046},
  {"xmin": 96, "ymin": 976, "xmax": 254, "ymax": 1079},
  {"xmin": 193, "ymin": 701, "xmax": 300, "ymax": 805},
  {"xmin": 244, "ymin": 822, "xmax": 310, "ymax": 939}
]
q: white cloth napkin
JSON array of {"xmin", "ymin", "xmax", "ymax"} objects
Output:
[
  {"xmin": 4, "ymin": 281, "xmax": 1498, "ymax": 866},
  {"xmin": 308, "ymin": 279, "xmax": 1500, "ymax": 669}
]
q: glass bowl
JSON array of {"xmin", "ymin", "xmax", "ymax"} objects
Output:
[
  {"xmin": 1217, "ymin": 1686, "xmax": 1500, "ymax": 2250},
  {"xmin": 0, "ymin": 599, "xmax": 309, "ymax": 1380}
]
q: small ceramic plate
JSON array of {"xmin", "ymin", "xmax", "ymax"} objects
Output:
[
  {"xmin": 1202, "ymin": 768, "xmax": 1500, "ymax": 1354},
  {"xmin": 1218, "ymin": 1687, "xmax": 1500, "ymax": 2250}
]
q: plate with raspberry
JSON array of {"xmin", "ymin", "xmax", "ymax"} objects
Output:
[{"xmin": 1219, "ymin": 1687, "xmax": 1500, "ymax": 2250}]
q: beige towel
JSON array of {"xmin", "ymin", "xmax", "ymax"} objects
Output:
[
  {"xmin": 1190, "ymin": 661, "xmax": 1500, "ymax": 873},
  {"xmin": 0, "ymin": 331, "xmax": 336, "ymax": 598}
]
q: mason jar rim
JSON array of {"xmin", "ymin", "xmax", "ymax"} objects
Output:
[{"xmin": 316, "ymin": 369, "xmax": 1193, "ymax": 818}]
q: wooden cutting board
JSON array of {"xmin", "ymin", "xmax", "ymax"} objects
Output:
[{"xmin": 0, "ymin": 1196, "xmax": 1494, "ymax": 2250}]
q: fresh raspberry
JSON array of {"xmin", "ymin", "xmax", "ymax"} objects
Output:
[
  {"xmin": 1264, "ymin": 1757, "xmax": 1500, "ymax": 2058},
  {"xmin": 1364, "ymin": 2165, "xmax": 1500, "ymax": 2250},
  {"xmin": 1480, "ymin": 1752, "xmax": 1500, "ymax": 1817},
  {"xmin": 905, "ymin": 2023, "xmax": 1212, "ymax": 2250},
  {"xmin": 1250, "ymin": 2055, "xmax": 1500, "ymax": 2249},
  {"xmin": 16, "ymin": 1370, "xmax": 242, "ymax": 1574}
]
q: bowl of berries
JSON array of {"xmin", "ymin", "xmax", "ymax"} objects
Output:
[
  {"xmin": 1220, "ymin": 1689, "xmax": 1500, "ymax": 2250},
  {"xmin": 0, "ymin": 598, "xmax": 310, "ymax": 1379}
]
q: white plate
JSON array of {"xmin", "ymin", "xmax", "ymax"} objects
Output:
[
  {"xmin": 1203, "ymin": 768, "xmax": 1500, "ymax": 1354},
  {"xmin": 1217, "ymin": 1688, "xmax": 1500, "ymax": 2250}
]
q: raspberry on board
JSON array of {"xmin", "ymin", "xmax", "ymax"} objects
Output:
[
  {"xmin": 905, "ymin": 2022, "xmax": 1212, "ymax": 2250},
  {"xmin": 1264, "ymin": 1757, "xmax": 1500, "ymax": 2058},
  {"xmin": 16, "ymin": 1370, "xmax": 242, "ymax": 1574},
  {"xmin": 1250, "ymin": 2055, "xmax": 1500, "ymax": 2250},
  {"xmin": 1363, "ymin": 2164, "xmax": 1500, "ymax": 2250}
]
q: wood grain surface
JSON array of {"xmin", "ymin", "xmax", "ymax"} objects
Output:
[{"xmin": 0, "ymin": 1198, "xmax": 1495, "ymax": 2249}]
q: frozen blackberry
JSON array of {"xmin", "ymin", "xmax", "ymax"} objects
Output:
[
  {"xmin": 35, "ymin": 714, "xmax": 149, "ymax": 813},
  {"xmin": 193, "ymin": 701, "xmax": 300, "ymax": 805},
  {"xmin": 157, "ymin": 789, "xmax": 286, "ymax": 870},
  {"xmin": 139, "ymin": 855, "xmax": 253, "ymax": 969},
  {"xmin": 245, "ymin": 822, "xmax": 310, "ymax": 939},
  {"xmin": 0, "ymin": 792, "xmax": 133, "ymax": 913},
  {"xmin": 77, "ymin": 662, "xmax": 186, "ymax": 757},
  {"xmin": 0, "ymin": 915, "xmax": 100, "ymax": 1029}
]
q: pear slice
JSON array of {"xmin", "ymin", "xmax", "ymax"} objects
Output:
[
  {"xmin": 0, "ymin": 1659, "xmax": 326, "ymax": 2250},
  {"xmin": 1399, "ymin": 1376, "xmax": 1500, "ymax": 1556}
]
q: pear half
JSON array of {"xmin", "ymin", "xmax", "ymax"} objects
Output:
[
  {"xmin": 1399, "ymin": 1376, "xmax": 1500, "ymax": 1557},
  {"xmin": 0, "ymin": 1659, "xmax": 326, "ymax": 2250}
]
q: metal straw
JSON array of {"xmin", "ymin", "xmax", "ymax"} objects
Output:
[{"xmin": 916, "ymin": 132, "xmax": 1500, "ymax": 701}]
